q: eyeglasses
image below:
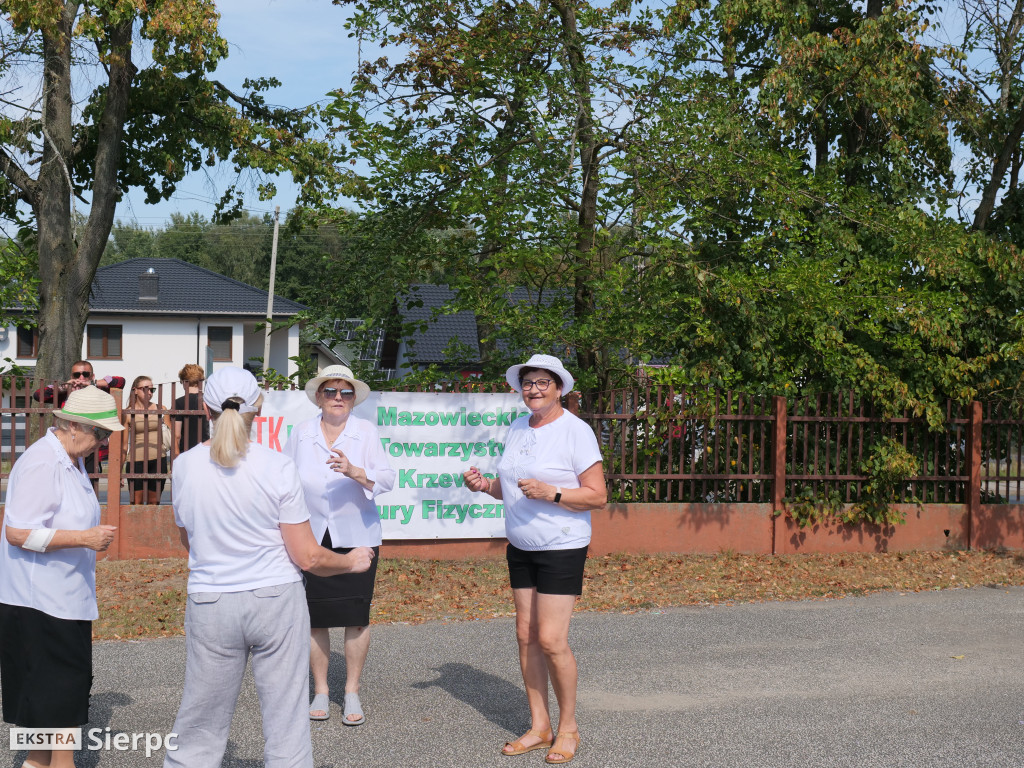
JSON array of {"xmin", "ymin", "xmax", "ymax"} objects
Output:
[
  {"xmin": 521, "ymin": 379, "xmax": 554, "ymax": 392},
  {"xmin": 322, "ymin": 388, "xmax": 356, "ymax": 400},
  {"xmin": 70, "ymin": 371, "xmax": 92, "ymax": 379},
  {"xmin": 88, "ymin": 425, "xmax": 112, "ymax": 441},
  {"xmin": 136, "ymin": 386, "xmax": 155, "ymax": 392}
]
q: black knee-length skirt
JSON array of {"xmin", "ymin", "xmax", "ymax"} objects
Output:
[
  {"xmin": 304, "ymin": 530, "xmax": 380, "ymax": 628},
  {"xmin": 0, "ymin": 603, "xmax": 92, "ymax": 727}
]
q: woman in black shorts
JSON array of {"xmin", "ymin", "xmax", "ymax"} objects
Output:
[{"xmin": 464, "ymin": 354, "xmax": 606, "ymax": 764}]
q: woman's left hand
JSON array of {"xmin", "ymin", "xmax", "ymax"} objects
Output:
[
  {"xmin": 327, "ymin": 448, "xmax": 367, "ymax": 484},
  {"xmin": 517, "ymin": 478, "xmax": 555, "ymax": 501}
]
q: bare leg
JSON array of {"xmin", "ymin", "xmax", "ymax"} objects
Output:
[
  {"xmin": 309, "ymin": 627, "xmax": 330, "ymax": 718},
  {"xmin": 25, "ymin": 749, "xmax": 76, "ymax": 768},
  {"xmin": 343, "ymin": 625, "xmax": 370, "ymax": 722},
  {"xmin": 501, "ymin": 588, "xmax": 553, "ymax": 754},
  {"xmin": 26, "ymin": 748, "xmax": 76, "ymax": 767},
  {"xmin": 535, "ymin": 592, "xmax": 579, "ymax": 761}
]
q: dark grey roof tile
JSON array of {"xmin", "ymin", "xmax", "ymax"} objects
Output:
[{"xmin": 90, "ymin": 258, "xmax": 305, "ymax": 316}]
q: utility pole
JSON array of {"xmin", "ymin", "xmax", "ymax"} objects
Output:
[{"xmin": 262, "ymin": 206, "xmax": 281, "ymax": 381}]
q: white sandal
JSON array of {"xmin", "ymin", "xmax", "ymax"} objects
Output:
[
  {"xmin": 309, "ymin": 692, "xmax": 330, "ymax": 721},
  {"xmin": 343, "ymin": 692, "xmax": 365, "ymax": 726}
]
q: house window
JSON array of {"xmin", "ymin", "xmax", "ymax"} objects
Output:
[
  {"xmin": 87, "ymin": 324, "xmax": 122, "ymax": 359},
  {"xmin": 16, "ymin": 327, "xmax": 38, "ymax": 358},
  {"xmin": 208, "ymin": 326, "xmax": 232, "ymax": 361}
]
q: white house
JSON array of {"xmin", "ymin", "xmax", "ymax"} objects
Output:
[{"xmin": 0, "ymin": 257, "xmax": 306, "ymax": 403}]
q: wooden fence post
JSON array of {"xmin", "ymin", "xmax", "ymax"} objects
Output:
[
  {"xmin": 967, "ymin": 400, "xmax": 982, "ymax": 551},
  {"xmin": 772, "ymin": 395, "xmax": 787, "ymax": 555},
  {"xmin": 106, "ymin": 388, "xmax": 124, "ymax": 560},
  {"xmin": 566, "ymin": 391, "xmax": 581, "ymax": 415}
]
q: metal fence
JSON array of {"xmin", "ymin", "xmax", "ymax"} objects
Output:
[
  {"xmin": 577, "ymin": 387, "xmax": 1011, "ymax": 506},
  {"xmin": 3, "ymin": 376, "xmax": 1024, "ymax": 508}
]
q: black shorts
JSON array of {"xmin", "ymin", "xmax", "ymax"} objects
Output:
[
  {"xmin": 506, "ymin": 543, "xmax": 589, "ymax": 596},
  {"xmin": 0, "ymin": 603, "xmax": 92, "ymax": 727},
  {"xmin": 304, "ymin": 530, "xmax": 379, "ymax": 628}
]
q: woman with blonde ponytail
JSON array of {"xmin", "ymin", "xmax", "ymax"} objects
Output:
[
  {"xmin": 164, "ymin": 367, "xmax": 375, "ymax": 768},
  {"xmin": 208, "ymin": 393, "xmax": 262, "ymax": 468}
]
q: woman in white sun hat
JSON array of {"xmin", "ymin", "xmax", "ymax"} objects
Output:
[
  {"xmin": 463, "ymin": 354, "xmax": 606, "ymax": 765},
  {"xmin": 0, "ymin": 386, "xmax": 123, "ymax": 768},
  {"xmin": 283, "ymin": 364, "xmax": 395, "ymax": 725},
  {"xmin": 164, "ymin": 367, "xmax": 374, "ymax": 768}
]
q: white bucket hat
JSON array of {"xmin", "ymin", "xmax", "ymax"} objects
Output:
[
  {"xmin": 54, "ymin": 386, "xmax": 125, "ymax": 432},
  {"xmin": 304, "ymin": 365, "xmax": 371, "ymax": 406},
  {"xmin": 505, "ymin": 354, "xmax": 575, "ymax": 395},
  {"xmin": 204, "ymin": 367, "xmax": 262, "ymax": 413}
]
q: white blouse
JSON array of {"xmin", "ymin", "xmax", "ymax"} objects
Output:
[
  {"xmin": 283, "ymin": 413, "xmax": 395, "ymax": 548},
  {"xmin": 0, "ymin": 429, "xmax": 102, "ymax": 621},
  {"xmin": 172, "ymin": 443, "xmax": 310, "ymax": 593}
]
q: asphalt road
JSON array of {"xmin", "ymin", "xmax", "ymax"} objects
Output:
[{"xmin": 4, "ymin": 586, "xmax": 1024, "ymax": 767}]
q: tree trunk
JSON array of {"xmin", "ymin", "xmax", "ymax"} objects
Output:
[
  {"xmin": 34, "ymin": 3, "xmax": 80, "ymax": 384},
  {"xmin": 973, "ymin": 100, "xmax": 1024, "ymax": 231},
  {"xmin": 844, "ymin": 0, "xmax": 885, "ymax": 187},
  {"xmin": 551, "ymin": 0, "xmax": 602, "ymax": 380},
  {"xmin": 34, "ymin": 5, "xmax": 135, "ymax": 382}
]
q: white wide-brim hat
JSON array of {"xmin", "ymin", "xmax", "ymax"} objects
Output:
[
  {"xmin": 305, "ymin": 365, "xmax": 371, "ymax": 406},
  {"xmin": 505, "ymin": 354, "xmax": 575, "ymax": 395},
  {"xmin": 54, "ymin": 386, "xmax": 125, "ymax": 432},
  {"xmin": 204, "ymin": 367, "xmax": 262, "ymax": 413}
]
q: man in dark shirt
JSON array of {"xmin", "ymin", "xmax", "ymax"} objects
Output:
[
  {"xmin": 172, "ymin": 363, "xmax": 209, "ymax": 455},
  {"xmin": 32, "ymin": 360, "xmax": 126, "ymax": 486}
]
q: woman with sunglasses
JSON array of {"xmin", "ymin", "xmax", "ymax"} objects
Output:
[
  {"xmin": 0, "ymin": 386, "xmax": 122, "ymax": 768},
  {"xmin": 122, "ymin": 375, "xmax": 172, "ymax": 505},
  {"xmin": 283, "ymin": 365, "xmax": 395, "ymax": 726},
  {"xmin": 463, "ymin": 354, "xmax": 606, "ymax": 765}
]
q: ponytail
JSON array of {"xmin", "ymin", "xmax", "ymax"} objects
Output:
[{"xmin": 208, "ymin": 393, "xmax": 263, "ymax": 468}]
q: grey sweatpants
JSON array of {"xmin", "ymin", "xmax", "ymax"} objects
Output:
[{"xmin": 163, "ymin": 581, "xmax": 312, "ymax": 768}]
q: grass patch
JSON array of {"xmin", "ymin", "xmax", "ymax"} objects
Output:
[{"xmin": 94, "ymin": 550, "xmax": 1024, "ymax": 641}]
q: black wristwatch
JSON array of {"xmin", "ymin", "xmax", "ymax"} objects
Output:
[{"xmin": 553, "ymin": 488, "xmax": 562, "ymax": 504}]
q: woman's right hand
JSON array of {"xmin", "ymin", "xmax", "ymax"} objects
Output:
[
  {"xmin": 345, "ymin": 546, "xmax": 376, "ymax": 574},
  {"xmin": 83, "ymin": 525, "xmax": 118, "ymax": 552},
  {"xmin": 463, "ymin": 466, "xmax": 490, "ymax": 493}
]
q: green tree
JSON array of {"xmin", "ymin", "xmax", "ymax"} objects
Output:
[{"xmin": 0, "ymin": 1, "xmax": 347, "ymax": 383}]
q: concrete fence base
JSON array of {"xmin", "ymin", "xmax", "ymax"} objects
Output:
[{"xmin": 4, "ymin": 502, "xmax": 1022, "ymax": 561}]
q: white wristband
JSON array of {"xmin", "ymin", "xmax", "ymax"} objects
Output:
[{"xmin": 23, "ymin": 528, "xmax": 55, "ymax": 553}]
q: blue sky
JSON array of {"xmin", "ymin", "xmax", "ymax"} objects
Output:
[{"xmin": 113, "ymin": 0, "xmax": 361, "ymax": 227}]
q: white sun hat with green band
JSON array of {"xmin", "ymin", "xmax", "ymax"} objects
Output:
[{"xmin": 54, "ymin": 386, "xmax": 125, "ymax": 432}]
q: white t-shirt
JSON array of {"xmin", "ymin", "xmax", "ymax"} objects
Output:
[
  {"xmin": 497, "ymin": 411, "xmax": 603, "ymax": 551},
  {"xmin": 283, "ymin": 414, "xmax": 395, "ymax": 548},
  {"xmin": 172, "ymin": 443, "xmax": 310, "ymax": 593},
  {"xmin": 0, "ymin": 429, "xmax": 101, "ymax": 621}
]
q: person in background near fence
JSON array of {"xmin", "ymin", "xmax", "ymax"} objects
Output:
[
  {"xmin": 121, "ymin": 375, "xmax": 172, "ymax": 505},
  {"xmin": 463, "ymin": 354, "xmax": 606, "ymax": 765},
  {"xmin": 0, "ymin": 386, "xmax": 122, "ymax": 768},
  {"xmin": 173, "ymin": 364, "xmax": 209, "ymax": 454},
  {"xmin": 283, "ymin": 364, "xmax": 395, "ymax": 725},
  {"xmin": 164, "ymin": 367, "xmax": 375, "ymax": 768},
  {"xmin": 33, "ymin": 360, "xmax": 126, "ymax": 489}
]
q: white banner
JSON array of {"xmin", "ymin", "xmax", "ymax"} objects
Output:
[{"xmin": 255, "ymin": 390, "xmax": 527, "ymax": 539}]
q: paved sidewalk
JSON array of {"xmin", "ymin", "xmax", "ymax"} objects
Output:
[{"xmin": 5, "ymin": 586, "xmax": 1024, "ymax": 767}]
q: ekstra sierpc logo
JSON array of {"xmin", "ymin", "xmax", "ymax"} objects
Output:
[{"xmin": 10, "ymin": 727, "xmax": 177, "ymax": 757}]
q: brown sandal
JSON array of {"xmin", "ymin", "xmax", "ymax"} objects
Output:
[
  {"xmin": 545, "ymin": 731, "xmax": 581, "ymax": 764},
  {"xmin": 502, "ymin": 727, "xmax": 554, "ymax": 756}
]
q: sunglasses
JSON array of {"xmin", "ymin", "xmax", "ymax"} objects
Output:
[
  {"xmin": 136, "ymin": 386, "xmax": 155, "ymax": 392},
  {"xmin": 322, "ymin": 387, "xmax": 356, "ymax": 400},
  {"xmin": 70, "ymin": 371, "xmax": 93, "ymax": 379}
]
